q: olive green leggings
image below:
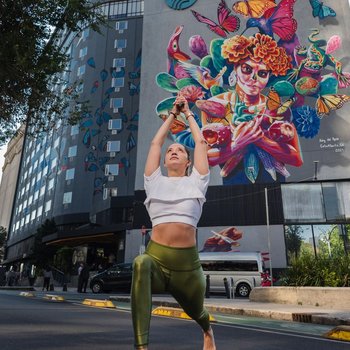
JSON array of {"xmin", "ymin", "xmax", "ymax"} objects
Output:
[{"xmin": 131, "ymin": 240, "xmax": 210, "ymax": 348}]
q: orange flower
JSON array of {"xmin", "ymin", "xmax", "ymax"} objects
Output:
[
  {"xmin": 222, "ymin": 33, "xmax": 292, "ymax": 76},
  {"xmin": 221, "ymin": 35, "xmax": 252, "ymax": 63}
]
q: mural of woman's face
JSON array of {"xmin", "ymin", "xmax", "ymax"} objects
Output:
[{"xmin": 235, "ymin": 59, "xmax": 270, "ymax": 96}]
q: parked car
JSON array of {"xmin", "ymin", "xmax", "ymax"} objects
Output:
[
  {"xmin": 199, "ymin": 252, "xmax": 265, "ymax": 297},
  {"xmin": 90, "ymin": 263, "xmax": 133, "ymax": 293}
]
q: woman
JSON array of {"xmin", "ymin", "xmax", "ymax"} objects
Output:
[{"xmin": 131, "ymin": 93, "xmax": 216, "ymax": 350}]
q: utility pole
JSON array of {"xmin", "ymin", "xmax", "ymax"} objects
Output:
[{"xmin": 265, "ymin": 188, "xmax": 273, "ymax": 286}]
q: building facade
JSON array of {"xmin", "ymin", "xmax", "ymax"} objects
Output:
[
  {"xmin": 4, "ymin": 0, "xmax": 144, "ymax": 271},
  {"xmin": 4, "ymin": 0, "xmax": 350, "ymax": 275},
  {"xmin": 0, "ymin": 129, "xmax": 24, "ymax": 231}
]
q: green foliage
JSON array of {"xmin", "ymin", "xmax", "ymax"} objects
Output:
[
  {"xmin": 280, "ymin": 251, "xmax": 350, "ymax": 287},
  {"xmin": 0, "ymin": 0, "xmax": 105, "ymax": 144},
  {"xmin": 285, "ymin": 225, "xmax": 303, "ymax": 260},
  {"xmin": 30, "ymin": 219, "xmax": 58, "ymax": 269},
  {"xmin": 0, "ymin": 226, "xmax": 7, "ymax": 261}
]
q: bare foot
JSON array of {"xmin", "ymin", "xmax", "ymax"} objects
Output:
[{"xmin": 203, "ymin": 327, "xmax": 216, "ymax": 350}]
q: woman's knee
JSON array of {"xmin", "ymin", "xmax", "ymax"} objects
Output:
[{"xmin": 133, "ymin": 254, "xmax": 153, "ymax": 276}]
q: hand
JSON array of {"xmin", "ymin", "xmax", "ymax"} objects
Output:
[
  {"xmin": 174, "ymin": 93, "xmax": 190, "ymax": 115},
  {"xmin": 231, "ymin": 116, "xmax": 263, "ymax": 150}
]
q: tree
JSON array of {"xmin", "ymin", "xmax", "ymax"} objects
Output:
[
  {"xmin": 0, "ymin": 226, "xmax": 7, "ymax": 262},
  {"xmin": 285, "ymin": 225, "xmax": 303, "ymax": 260},
  {"xmin": 30, "ymin": 219, "xmax": 58, "ymax": 269},
  {"xmin": 0, "ymin": 0, "xmax": 105, "ymax": 144}
]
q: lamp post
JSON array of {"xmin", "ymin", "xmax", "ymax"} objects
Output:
[
  {"xmin": 313, "ymin": 160, "xmax": 319, "ymax": 180},
  {"xmin": 264, "ymin": 188, "xmax": 273, "ymax": 286}
]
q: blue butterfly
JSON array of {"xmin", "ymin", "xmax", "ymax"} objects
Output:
[
  {"xmin": 111, "ymin": 67, "xmax": 125, "ymax": 78},
  {"xmin": 126, "ymin": 132, "xmax": 136, "ymax": 152},
  {"xmin": 128, "ymin": 82, "xmax": 140, "ymax": 96},
  {"xmin": 309, "ymin": 0, "xmax": 336, "ymax": 19},
  {"xmin": 87, "ymin": 57, "xmax": 96, "ymax": 68},
  {"xmin": 100, "ymin": 69, "xmax": 108, "ymax": 82}
]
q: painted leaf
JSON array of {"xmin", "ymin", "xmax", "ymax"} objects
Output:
[
  {"xmin": 156, "ymin": 72, "xmax": 179, "ymax": 92},
  {"xmin": 156, "ymin": 97, "xmax": 176, "ymax": 115}
]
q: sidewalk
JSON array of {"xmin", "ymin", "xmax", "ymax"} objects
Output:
[{"xmin": 109, "ymin": 294, "xmax": 350, "ymax": 327}]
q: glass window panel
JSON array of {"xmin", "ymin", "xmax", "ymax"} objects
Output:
[
  {"xmin": 63, "ymin": 192, "xmax": 72, "ymax": 204},
  {"xmin": 114, "ymin": 39, "xmax": 127, "ymax": 49},
  {"xmin": 66, "ymin": 168, "xmax": 75, "ymax": 180},
  {"xmin": 113, "ymin": 58, "xmax": 126, "ymax": 68},
  {"xmin": 107, "ymin": 141, "xmax": 120, "ymax": 152},
  {"xmin": 108, "ymin": 119, "xmax": 122, "ymax": 130},
  {"xmin": 45, "ymin": 200, "xmax": 52, "ymax": 212},
  {"xmin": 322, "ymin": 183, "xmax": 345, "ymax": 221},
  {"xmin": 110, "ymin": 98, "xmax": 123, "ymax": 110},
  {"xmin": 281, "ymin": 183, "xmax": 326, "ymax": 223},
  {"xmin": 48, "ymin": 178, "xmax": 54, "ymax": 190},
  {"xmin": 105, "ymin": 164, "xmax": 119, "ymax": 176},
  {"xmin": 71, "ymin": 125, "xmax": 79, "ymax": 136},
  {"xmin": 112, "ymin": 78, "xmax": 125, "ymax": 88},
  {"xmin": 68, "ymin": 145, "xmax": 77, "ymax": 157}
]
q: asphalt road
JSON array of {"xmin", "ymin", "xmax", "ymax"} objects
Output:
[{"xmin": 0, "ymin": 290, "xmax": 348, "ymax": 349}]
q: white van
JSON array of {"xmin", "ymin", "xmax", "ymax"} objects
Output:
[{"xmin": 199, "ymin": 252, "xmax": 265, "ymax": 297}]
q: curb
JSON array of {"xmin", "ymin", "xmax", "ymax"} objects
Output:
[
  {"xmin": 82, "ymin": 299, "xmax": 115, "ymax": 308},
  {"xmin": 324, "ymin": 325, "xmax": 350, "ymax": 342},
  {"xmin": 152, "ymin": 306, "xmax": 216, "ymax": 322},
  {"xmin": 43, "ymin": 294, "xmax": 65, "ymax": 302},
  {"xmin": 19, "ymin": 291, "xmax": 35, "ymax": 297},
  {"xmin": 109, "ymin": 296, "xmax": 350, "ymax": 327}
]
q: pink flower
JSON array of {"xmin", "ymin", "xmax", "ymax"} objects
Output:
[
  {"xmin": 189, "ymin": 35, "xmax": 208, "ymax": 59},
  {"xmin": 180, "ymin": 85, "xmax": 205, "ymax": 102}
]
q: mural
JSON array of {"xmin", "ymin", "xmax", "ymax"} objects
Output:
[{"xmin": 155, "ymin": 0, "xmax": 350, "ymax": 184}]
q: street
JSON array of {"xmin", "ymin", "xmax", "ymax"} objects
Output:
[{"xmin": 0, "ymin": 290, "xmax": 348, "ymax": 349}]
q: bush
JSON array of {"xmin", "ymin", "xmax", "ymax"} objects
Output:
[{"xmin": 281, "ymin": 252, "xmax": 350, "ymax": 287}]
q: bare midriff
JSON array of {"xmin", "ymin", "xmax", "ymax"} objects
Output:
[{"xmin": 151, "ymin": 222, "xmax": 196, "ymax": 247}]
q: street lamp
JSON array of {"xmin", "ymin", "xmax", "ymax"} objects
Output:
[{"xmin": 313, "ymin": 160, "xmax": 319, "ymax": 180}]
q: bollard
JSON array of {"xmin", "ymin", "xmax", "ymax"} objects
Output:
[
  {"xmin": 223, "ymin": 278, "xmax": 230, "ymax": 299},
  {"xmin": 230, "ymin": 277, "xmax": 235, "ymax": 299},
  {"xmin": 205, "ymin": 274, "xmax": 210, "ymax": 298}
]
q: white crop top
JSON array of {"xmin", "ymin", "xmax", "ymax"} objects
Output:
[{"xmin": 144, "ymin": 167, "xmax": 210, "ymax": 227}]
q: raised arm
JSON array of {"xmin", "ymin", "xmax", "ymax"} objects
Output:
[
  {"xmin": 144, "ymin": 110, "xmax": 177, "ymax": 176},
  {"xmin": 177, "ymin": 95, "xmax": 209, "ymax": 175}
]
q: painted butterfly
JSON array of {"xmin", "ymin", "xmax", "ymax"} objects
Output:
[
  {"xmin": 309, "ymin": 0, "xmax": 336, "ymax": 19},
  {"xmin": 232, "ymin": 0, "xmax": 276, "ymax": 18},
  {"xmin": 191, "ymin": 0, "xmax": 240, "ymax": 38},
  {"xmin": 316, "ymin": 94, "xmax": 350, "ymax": 118}
]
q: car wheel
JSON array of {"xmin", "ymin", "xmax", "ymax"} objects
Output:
[
  {"xmin": 91, "ymin": 281, "xmax": 103, "ymax": 293},
  {"xmin": 236, "ymin": 283, "xmax": 251, "ymax": 298}
]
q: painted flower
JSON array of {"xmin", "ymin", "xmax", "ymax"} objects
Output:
[
  {"xmin": 180, "ymin": 85, "xmax": 205, "ymax": 102},
  {"xmin": 189, "ymin": 35, "xmax": 209, "ymax": 59},
  {"xmin": 221, "ymin": 35, "xmax": 251, "ymax": 63},
  {"xmin": 292, "ymin": 105, "xmax": 320, "ymax": 138}
]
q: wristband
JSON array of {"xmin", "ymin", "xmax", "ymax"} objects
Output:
[
  {"xmin": 185, "ymin": 113, "xmax": 195, "ymax": 120},
  {"xmin": 169, "ymin": 112, "xmax": 177, "ymax": 118}
]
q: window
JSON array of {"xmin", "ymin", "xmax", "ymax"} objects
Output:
[
  {"xmin": 66, "ymin": 168, "xmax": 75, "ymax": 180},
  {"xmin": 63, "ymin": 192, "xmax": 72, "ymax": 204},
  {"xmin": 37, "ymin": 205, "xmax": 43, "ymax": 218},
  {"xmin": 40, "ymin": 185, "xmax": 45, "ymax": 197},
  {"xmin": 30, "ymin": 210, "xmax": 36, "ymax": 221},
  {"xmin": 77, "ymin": 64, "xmax": 86, "ymax": 76},
  {"xmin": 28, "ymin": 195, "xmax": 33, "ymax": 206},
  {"xmin": 110, "ymin": 98, "xmax": 123, "ymax": 111},
  {"xmin": 113, "ymin": 58, "xmax": 126, "ymax": 68},
  {"xmin": 112, "ymin": 78, "xmax": 125, "ymax": 89},
  {"xmin": 51, "ymin": 158, "xmax": 58, "ymax": 170},
  {"xmin": 48, "ymin": 178, "xmax": 54, "ymax": 190},
  {"xmin": 45, "ymin": 147, "xmax": 51, "ymax": 158},
  {"xmin": 45, "ymin": 200, "xmax": 52, "ymax": 212},
  {"xmin": 108, "ymin": 119, "xmax": 122, "ymax": 131},
  {"xmin": 54, "ymin": 137, "xmax": 60, "ymax": 149},
  {"xmin": 105, "ymin": 164, "xmax": 119, "ymax": 176},
  {"xmin": 25, "ymin": 214, "xmax": 30, "ymax": 224},
  {"xmin": 116, "ymin": 21, "xmax": 128, "ymax": 31},
  {"xmin": 107, "ymin": 141, "xmax": 120, "ymax": 152},
  {"xmin": 79, "ymin": 47, "xmax": 88, "ymax": 58},
  {"xmin": 201, "ymin": 260, "xmax": 259, "ymax": 272},
  {"xmin": 281, "ymin": 183, "xmax": 326, "ymax": 223},
  {"xmin": 71, "ymin": 125, "xmax": 79, "ymax": 136},
  {"xmin": 68, "ymin": 145, "xmax": 77, "ymax": 157},
  {"xmin": 114, "ymin": 39, "xmax": 127, "ymax": 50},
  {"xmin": 33, "ymin": 159, "xmax": 38, "ymax": 170},
  {"xmin": 34, "ymin": 190, "xmax": 39, "ymax": 201}
]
